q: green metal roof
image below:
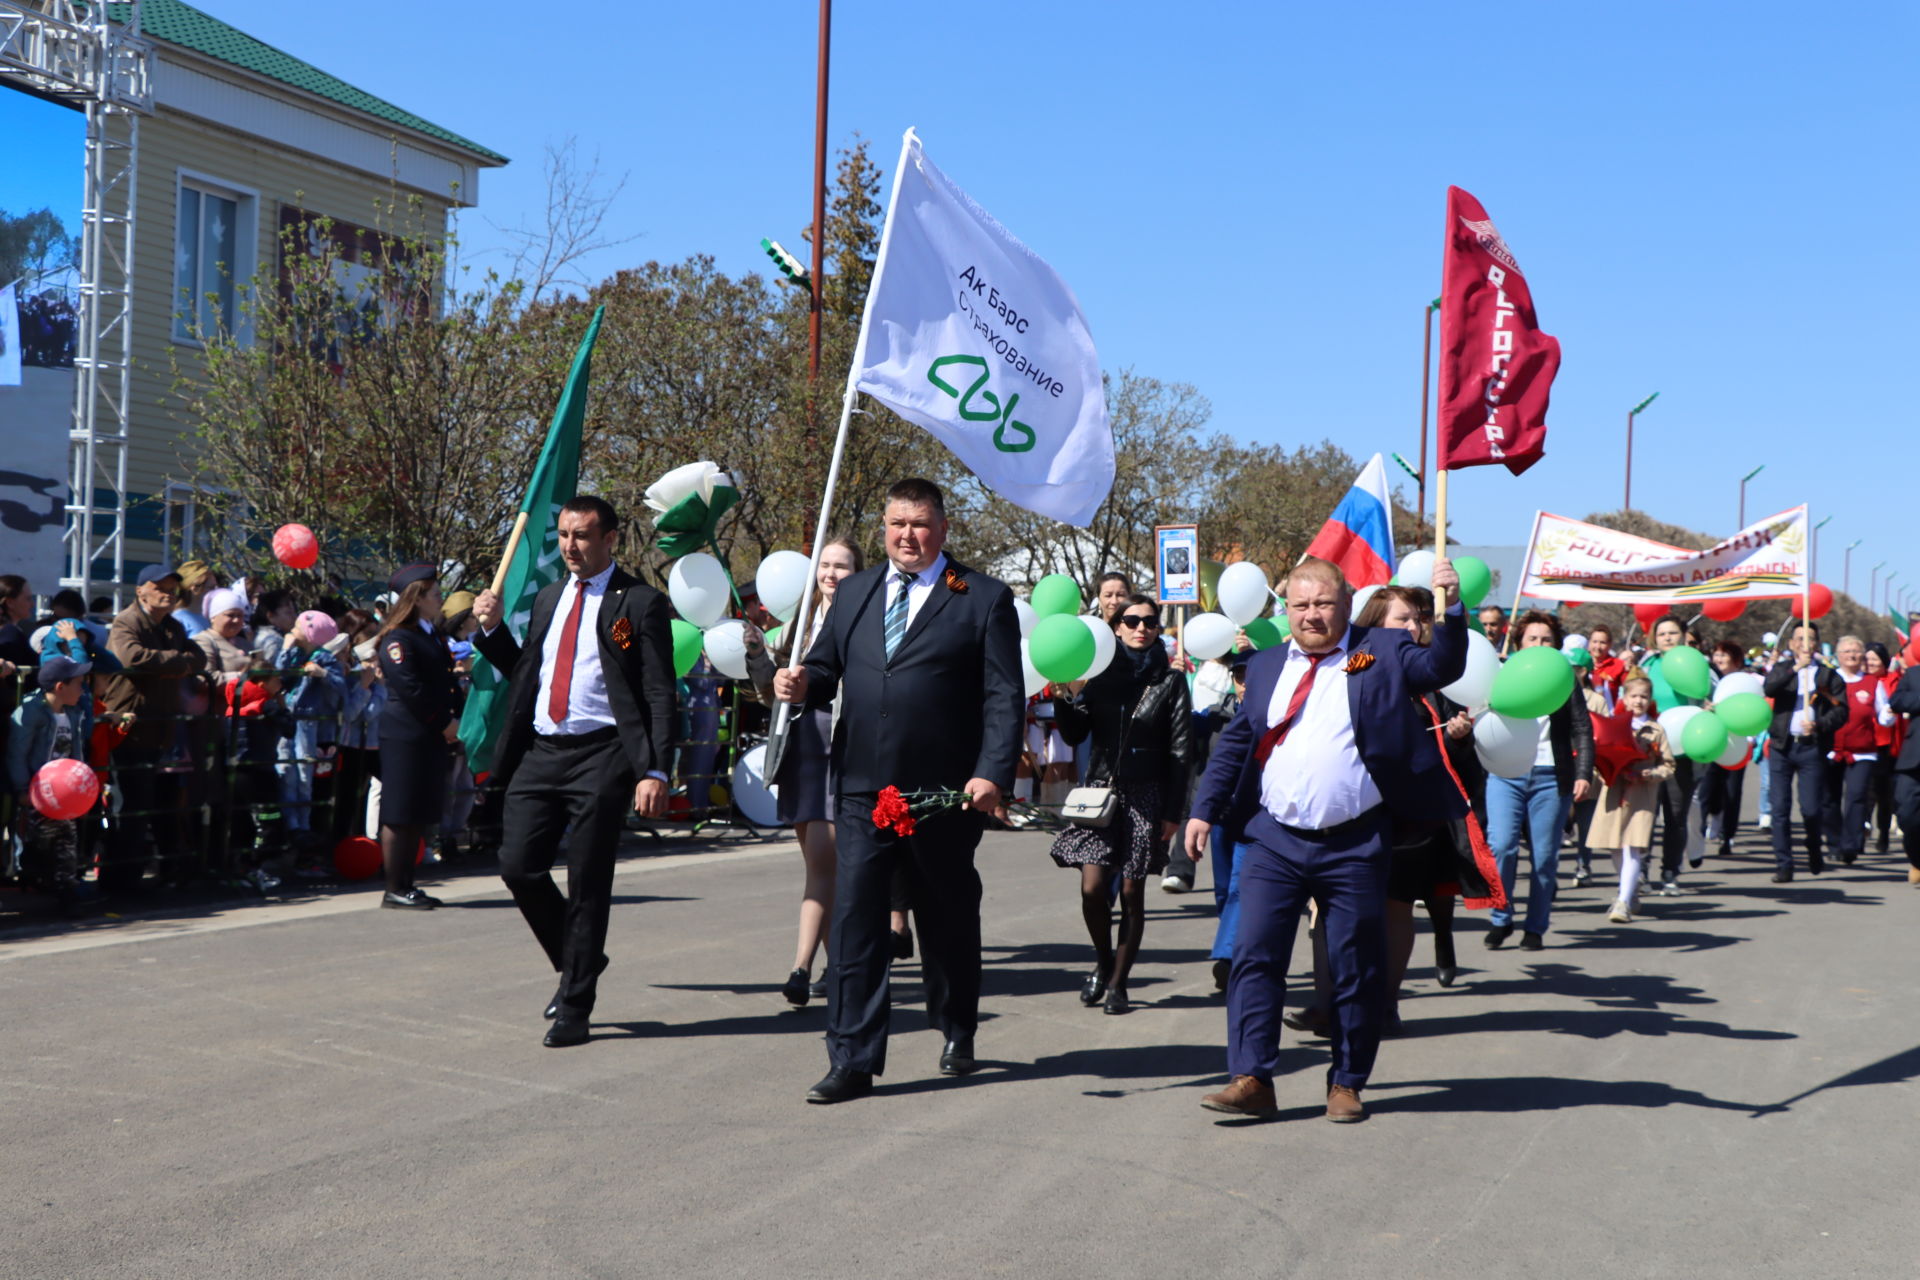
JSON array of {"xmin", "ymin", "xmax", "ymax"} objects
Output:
[{"xmin": 107, "ymin": 0, "xmax": 508, "ymax": 163}]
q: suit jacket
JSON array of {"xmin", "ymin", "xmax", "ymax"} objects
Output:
[
  {"xmin": 1889, "ymin": 667, "xmax": 1920, "ymax": 771},
  {"xmin": 472, "ymin": 566, "xmax": 676, "ymax": 787},
  {"xmin": 1189, "ymin": 607, "xmax": 1471, "ymax": 835},
  {"xmin": 377, "ymin": 624, "xmax": 456, "ymax": 740},
  {"xmin": 801, "ymin": 556, "xmax": 1023, "ymax": 796},
  {"xmin": 1763, "ymin": 660, "xmax": 1848, "ymax": 750}
]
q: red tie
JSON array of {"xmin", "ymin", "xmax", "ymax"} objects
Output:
[
  {"xmin": 546, "ymin": 581, "xmax": 587, "ymax": 724},
  {"xmin": 1253, "ymin": 651, "xmax": 1332, "ymax": 766}
]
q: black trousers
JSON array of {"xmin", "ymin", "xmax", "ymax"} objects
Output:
[
  {"xmin": 1822, "ymin": 759, "xmax": 1877, "ymax": 861},
  {"xmin": 828, "ymin": 792, "xmax": 983, "ymax": 1076},
  {"xmin": 1893, "ymin": 769, "xmax": 1920, "ymax": 870},
  {"xmin": 497, "ymin": 734, "xmax": 633, "ymax": 1016},
  {"xmin": 105, "ymin": 745, "xmax": 186, "ymax": 890},
  {"xmin": 1770, "ymin": 740, "xmax": 1828, "ymax": 872},
  {"xmin": 1654, "ymin": 757, "xmax": 1697, "ymax": 878}
]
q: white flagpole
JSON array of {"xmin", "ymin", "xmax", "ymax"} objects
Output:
[
  {"xmin": 1501, "ymin": 510, "xmax": 1544, "ymax": 656},
  {"xmin": 775, "ymin": 127, "xmax": 920, "ymax": 710}
]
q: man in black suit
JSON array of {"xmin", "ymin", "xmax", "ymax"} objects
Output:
[
  {"xmin": 471, "ymin": 496, "xmax": 676, "ymax": 1046},
  {"xmin": 1762, "ymin": 622, "xmax": 1847, "ymax": 882},
  {"xmin": 774, "ymin": 478, "xmax": 1024, "ymax": 1103},
  {"xmin": 1889, "ymin": 663, "xmax": 1920, "ymax": 887}
]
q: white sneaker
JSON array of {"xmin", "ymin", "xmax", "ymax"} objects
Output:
[
  {"xmin": 1607, "ymin": 900, "xmax": 1632, "ymax": 923},
  {"xmin": 1758, "ymin": 814, "xmax": 1773, "ymax": 831},
  {"xmin": 1571, "ymin": 867, "xmax": 1593, "ymax": 888},
  {"xmin": 1657, "ymin": 879, "xmax": 1683, "ymax": 897},
  {"xmin": 1160, "ymin": 873, "xmax": 1192, "ymax": 894}
]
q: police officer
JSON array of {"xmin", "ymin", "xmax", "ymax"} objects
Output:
[{"xmin": 374, "ymin": 564, "xmax": 457, "ymax": 908}]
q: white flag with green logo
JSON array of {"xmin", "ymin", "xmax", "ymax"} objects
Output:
[{"xmin": 854, "ymin": 131, "xmax": 1114, "ymax": 527}]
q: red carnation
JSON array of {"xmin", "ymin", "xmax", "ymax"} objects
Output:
[
  {"xmin": 872, "ymin": 785, "xmax": 910, "ymax": 830},
  {"xmin": 893, "ymin": 816, "xmax": 917, "ymax": 838}
]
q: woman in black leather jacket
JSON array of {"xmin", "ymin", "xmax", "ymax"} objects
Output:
[{"xmin": 1048, "ymin": 594, "xmax": 1192, "ymax": 1014}]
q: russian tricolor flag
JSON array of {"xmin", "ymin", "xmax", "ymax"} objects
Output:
[{"xmin": 1303, "ymin": 454, "xmax": 1397, "ymax": 588}]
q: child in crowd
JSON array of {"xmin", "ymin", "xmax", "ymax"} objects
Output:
[
  {"xmin": 1589, "ymin": 673, "xmax": 1675, "ymax": 924},
  {"xmin": 275, "ymin": 611, "xmax": 348, "ymax": 845},
  {"xmin": 6, "ymin": 657, "xmax": 97, "ymax": 915},
  {"xmin": 226, "ymin": 668, "xmax": 292, "ymax": 892}
]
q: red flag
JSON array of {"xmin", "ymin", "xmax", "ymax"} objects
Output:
[{"xmin": 1437, "ymin": 186, "xmax": 1561, "ymax": 475}]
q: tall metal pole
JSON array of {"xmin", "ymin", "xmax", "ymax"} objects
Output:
[
  {"xmin": 1871, "ymin": 561, "xmax": 1885, "ymax": 612},
  {"xmin": 1623, "ymin": 393, "xmax": 1658, "ymax": 512},
  {"xmin": 1416, "ymin": 298, "xmax": 1437, "ymax": 537},
  {"xmin": 799, "ymin": 0, "xmax": 831, "ymax": 548},
  {"xmin": 1739, "ymin": 463, "xmax": 1765, "ymax": 528},
  {"xmin": 1843, "ymin": 539, "xmax": 1861, "ymax": 599}
]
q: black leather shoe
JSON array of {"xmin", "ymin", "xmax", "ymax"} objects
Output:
[
  {"xmin": 544, "ymin": 1013, "xmax": 590, "ymax": 1048},
  {"xmin": 1080, "ymin": 968, "xmax": 1110, "ymax": 1006},
  {"xmin": 1518, "ymin": 931, "xmax": 1544, "ymax": 951},
  {"xmin": 1482, "ymin": 924, "xmax": 1513, "ymax": 949},
  {"xmin": 1435, "ymin": 965, "xmax": 1459, "ymax": 988},
  {"xmin": 1809, "ymin": 854, "xmax": 1825, "ymax": 876},
  {"xmin": 1103, "ymin": 986, "xmax": 1129, "ymax": 1016},
  {"xmin": 380, "ymin": 888, "xmax": 439, "ymax": 909},
  {"xmin": 545, "ymin": 953, "xmax": 611, "ymax": 1019},
  {"xmin": 805, "ymin": 1067, "xmax": 873, "ymax": 1103},
  {"xmin": 781, "ymin": 967, "xmax": 811, "ymax": 1008},
  {"xmin": 1771, "ymin": 870, "xmax": 1794, "ymax": 883},
  {"xmin": 938, "ymin": 1036, "xmax": 977, "ymax": 1076},
  {"xmin": 890, "ymin": 929, "xmax": 914, "ymax": 961}
]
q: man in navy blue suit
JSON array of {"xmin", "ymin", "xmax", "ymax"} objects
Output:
[{"xmin": 1186, "ymin": 555, "xmax": 1466, "ymax": 1123}]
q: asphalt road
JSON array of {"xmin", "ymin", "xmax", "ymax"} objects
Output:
[{"xmin": 4, "ymin": 819, "xmax": 1917, "ymax": 1279}]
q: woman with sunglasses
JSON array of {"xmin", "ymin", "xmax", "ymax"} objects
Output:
[{"xmin": 1047, "ymin": 595, "xmax": 1192, "ymax": 1013}]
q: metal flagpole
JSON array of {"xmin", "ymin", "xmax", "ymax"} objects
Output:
[{"xmin": 1500, "ymin": 511, "xmax": 1544, "ymax": 656}]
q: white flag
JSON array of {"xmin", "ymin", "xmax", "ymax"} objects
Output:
[
  {"xmin": 0, "ymin": 283, "xmax": 21, "ymax": 386},
  {"xmin": 854, "ymin": 131, "xmax": 1114, "ymax": 527}
]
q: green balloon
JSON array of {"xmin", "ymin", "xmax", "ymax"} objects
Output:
[
  {"xmin": 1243, "ymin": 617, "xmax": 1283, "ymax": 650},
  {"xmin": 764, "ymin": 624, "xmax": 785, "ymax": 654},
  {"xmin": 1455, "ymin": 557, "xmax": 1493, "ymax": 609},
  {"xmin": 1488, "ymin": 647, "xmax": 1575, "ymax": 719},
  {"xmin": 1274, "ymin": 613, "xmax": 1291, "ymax": 640},
  {"xmin": 1660, "ymin": 646, "xmax": 1712, "ymax": 700},
  {"xmin": 1715, "ymin": 691, "xmax": 1771, "ymax": 737},
  {"xmin": 671, "ymin": 619, "xmax": 703, "ymax": 678},
  {"xmin": 1566, "ymin": 646, "xmax": 1594, "ymax": 669},
  {"xmin": 1198, "ymin": 559, "xmax": 1227, "ymax": 613},
  {"xmin": 1030, "ymin": 574, "xmax": 1082, "ymax": 618},
  {"xmin": 1681, "ymin": 710, "xmax": 1730, "ymax": 763},
  {"xmin": 1468, "ymin": 613, "xmax": 1486, "ymax": 635},
  {"xmin": 1029, "ymin": 613, "xmax": 1095, "ymax": 681}
]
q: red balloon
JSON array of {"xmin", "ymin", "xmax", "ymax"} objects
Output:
[
  {"xmin": 333, "ymin": 835, "xmax": 382, "ymax": 880},
  {"xmin": 30, "ymin": 759, "xmax": 99, "ymax": 820},
  {"xmin": 1561, "ymin": 600, "xmax": 1579, "ymax": 611},
  {"xmin": 273, "ymin": 523, "xmax": 320, "ymax": 570},
  {"xmin": 1789, "ymin": 584, "xmax": 1834, "ymax": 620},
  {"xmin": 1702, "ymin": 598, "xmax": 1747, "ymax": 622},
  {"xmin": 1633, "ymin": 603, "xmax": 1667, "ymax": 631}
]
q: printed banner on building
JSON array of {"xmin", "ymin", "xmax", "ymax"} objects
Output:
[{"xmin": 1518, "ymin": 506, "xmax": 1809, "ymax": 603}]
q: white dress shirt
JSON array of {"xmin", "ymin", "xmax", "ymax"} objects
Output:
[
  {"xmin": 885, "ymin": 553, "xmax": 948, "ymax": 634},
  {"xmin": 1790, "ymin": 664, "xmax": 1819, "ymax": 737},
  {"xmin": 1259, "ymin": 628, "xmax": 1382, "ymax": 830},
  {"xmin": 535, "ymin": 562, "xmax": 618, "ymax": 736}
]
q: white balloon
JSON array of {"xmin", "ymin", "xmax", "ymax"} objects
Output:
[
  {"xmin": 702, "ymin": 619, "xmax": 750, "ymax": 679},
  {"xmin": 1013, "ymin": 598, "xmax": 1038, "ymax": 638},
  {"xmin": 729, "ymin": 744, "xmax": 782, "ymax": 827},
  {"xmin": 1019, "ymin": 638, "xmax": 1050, "ymax": 697},
  {"xmin": 1657, "ymin": 706, "xmax": 1703, "ymax": 746},
  {"xmin": 1397, "ymin": 549, "xmax": 1436, "ymax": 589},
  {"xmin": 1714, "ymin": 671, "xmax": 1764, "ymax": 701},
  {"xmin": 1352, "ymin": 584, "xmax": 1381, "ymax": 619},
  {"xmin": 1441, "ymin": 631, "xmax": 1500, "ymax": 714},
  {"xmin": 1081, "ymin": 613, "xmax": 1117, "ymax": 678},
  {"xmin": 1218, "ymin": 561, "xmax": 1271, "ymax": 626},
  {"xmin": 1562, "ymin": 633, "xmax": 1589, "ymax": 651},
  {"xmin": 669, "ymin": 552, "xmax": 732, "ymax": 629},
  {"xmin": 1474, "ymin": 709, "xmax": 1545, "ymax": 779},
  {"xmin": 1761, "ymin": 631, "xmax": 1779, "ymax": 646},
  {"xmin": 1182, "ymin": 612, "xmax": 1237, "ymax": 662},
  {"xmin": 754, "ymin": 550, "xmax": 811, "ymax": 620},
  {"xmin": 1714, "ymin": 735, "xmax": 1752, "ymax": 769}
]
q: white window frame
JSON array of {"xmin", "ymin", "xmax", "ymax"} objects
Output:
[{"xmin": 172, "ymin": 169, "xmax": 260, "ymax": 346}]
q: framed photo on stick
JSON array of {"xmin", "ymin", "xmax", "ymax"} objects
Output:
[{"xmin": 1155, "ymin": 525, "xmax": 1199, "ymax": 605}]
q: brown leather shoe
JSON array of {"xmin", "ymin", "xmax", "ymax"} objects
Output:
[
  {"xmin": 1201, "ymin": 1075, "xmax": 1279, "ymax": 1118},
  {"xmin": 1326, "ymin": 1084, "xmax": 1366, "ymax": 1123}
]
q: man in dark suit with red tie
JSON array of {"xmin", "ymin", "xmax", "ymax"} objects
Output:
[
  {"xmin": 774, "ymin": 478, "xmax": 1024, "ymax": 1104},
  {"xmin": 1185, "ymin": 555, "xmax": 1466, "ymax": 1123},
  {"xmin": 471, "ymin": 496, "xmax": 676, "ymax": 1047}
]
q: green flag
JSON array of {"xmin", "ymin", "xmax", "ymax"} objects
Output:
[
  {"xmin": 1890, "ymin": 605, "xmax": 1910, "ymax": 645},
  {"xmin": 459, "ymin": 305, "xmax": 604, "ymax": 772}
]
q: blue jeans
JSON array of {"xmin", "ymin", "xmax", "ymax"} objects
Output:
[
  {"xmin": 1211, "ymin": 839, "xmax": 1248, "ymax": 961},
  {"xmin": 1486, "ymin": 767, "xmax": 1571, "ymax": 935}
]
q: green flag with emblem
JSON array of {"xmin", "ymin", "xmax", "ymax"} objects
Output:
[{"xmin": 458, "ymin": 305, "xmax": 603, "ymax": 772}]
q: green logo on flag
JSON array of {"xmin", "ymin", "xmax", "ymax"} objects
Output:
[{"xmin": 927, "ymin": 355, "xmax": 1035, "ymax": 454}]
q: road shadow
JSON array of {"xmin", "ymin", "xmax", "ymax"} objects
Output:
[
  {"xmin": 1708, "ymin": 884, "xmax": 1882, "ymax": 907},
  {"xmin": 444, "ymin": 894, "xmax": 694, "ymax": 910},
  {"xmin": 1398, "ymin": 1005, "xmax": 1794, "ymax": 1043},
  {"xmin": 1371, "ymin": 1074, "xmax": 1764, "ymax": 1115},
  {"xmin": 1749, "ymin": 1044, "xmax": 1920, "ymax": 1115},
  {"xmin": 1548, "ymin": 926, "xmax": 1747, "ymax": 954},
  {"xmin": 1404, "ymin": 963, "xmax": 1719, "ymax": 1010}
]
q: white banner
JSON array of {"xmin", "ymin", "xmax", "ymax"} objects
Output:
[
  {"xmin": 1519, "ymin": 506, "xmax": 1809, "ymax": 603},
  {"xmin": 854, "ymin": 131, "xmax": 1114, "ymax": 527},
  {"xmin": 0, "ymin": 283, "xmax": 22, "ymax": 386}
]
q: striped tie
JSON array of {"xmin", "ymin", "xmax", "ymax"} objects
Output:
[{"xmin": 884, "ymin": 570, "xmax": 914, "ymax": 659}]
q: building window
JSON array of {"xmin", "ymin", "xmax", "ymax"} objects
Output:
[{"xmin": 174, "ymin": 177, "xmax": 254, "ymax": 342}]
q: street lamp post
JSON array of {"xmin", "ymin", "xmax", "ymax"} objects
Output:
[
  {"xmin": 1843, "ymin": 539, "xmax": 1862, "ymax": 599},
  {"xmin": 1416, "ymin": 297, "xmax": 1439, "ymax": 532},
  {"xmin": 1811, "ymin": 515, "xmax": 1832, "ymax": 581},
  {"xmin": 1624, "ymin": 392, "xmax": 1659, "ymax": 511},
  {"xmin": 1738, "ymin": 463, "xmax": 1765, "ymax": 527},
  {"xmin": 1871, "ymin": 561, "xmax": 1885, "ymax": 611}
]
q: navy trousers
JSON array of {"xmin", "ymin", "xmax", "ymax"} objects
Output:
[
  {"xmin": 1227, "ymin": 808, "xmax": 1392, "ymax": 1091},
  {"xmin": 1769, "ymin": 740, "xmax": 1829, "ymax": 873}
]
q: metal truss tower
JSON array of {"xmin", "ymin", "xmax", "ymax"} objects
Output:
[{"xmin": 0, "ymin": 0, "xmax": 151, "ymax": 605}]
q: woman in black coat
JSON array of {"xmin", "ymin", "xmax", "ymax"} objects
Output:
[
  {"xmin": 1047, "ymin": 594, "xmax": 1192, "ymax": 1014},
  {"xmin": 373, "ymin": 566, "xmax": 456, "ymax": 909}
]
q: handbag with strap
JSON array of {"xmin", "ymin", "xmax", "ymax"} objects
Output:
[{"xmin": 1059, "ymin": 685, "xmax": 1153, "ymax": 828}]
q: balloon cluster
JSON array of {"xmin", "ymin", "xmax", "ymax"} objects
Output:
[
  {"xmin": 1181, "ymin": 562, "xmax": 1272, "ymax": 662},
  {"xmin": 1020, "ymin": 574, "xmax": 1113, "ymax": 695},
  {"xmin": 1393, "ymin": 550, "xmax": 1494, "ymax": 609}
]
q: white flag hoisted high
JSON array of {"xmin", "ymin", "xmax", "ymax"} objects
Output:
[{"xmin": 854, "ymin": 131, "xmax": 1114, "ymax": 527}]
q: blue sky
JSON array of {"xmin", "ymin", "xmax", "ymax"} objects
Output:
[{"xmin": 5, "ymin": 1, "xmax": 1916, "ymax": 606}]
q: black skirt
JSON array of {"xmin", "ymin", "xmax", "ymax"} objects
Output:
[{"xmin": 377, "ymin": 720, "xmax": 450, "ymax": 827}]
